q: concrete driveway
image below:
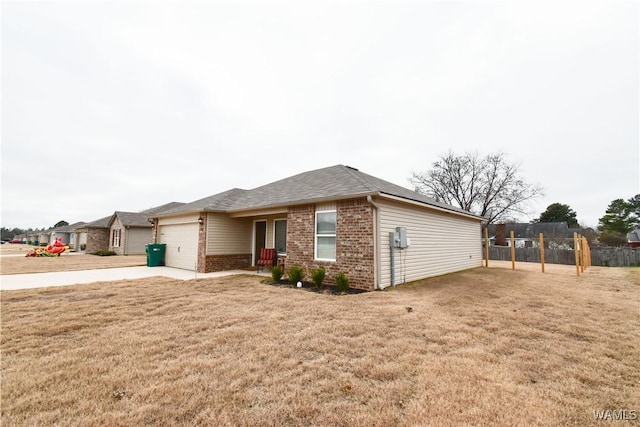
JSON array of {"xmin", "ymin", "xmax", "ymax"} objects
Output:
[{"xmin": 0, "ymin": 266, "xmax": 267, "ymax": 290}]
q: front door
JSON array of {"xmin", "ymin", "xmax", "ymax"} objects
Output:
[{"xmin": 254, "ymin": 220, "xmax": 267, "ymax": 265}]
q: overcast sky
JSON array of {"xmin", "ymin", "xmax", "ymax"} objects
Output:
[{"xmin": 2, "ymin": 1, "xmax": 638, "ymax": 230}]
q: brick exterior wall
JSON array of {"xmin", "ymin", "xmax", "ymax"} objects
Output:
[
  {"xmin": 285, "ymin": 198, "xmax": 375, "ymax": 291},
  {"xmin": 85, "ymin": 228, "xmax": 110, "ymax": 253},
  {"xmin": 335, "ymin": 198, "xmax": 375, "ymax": 290},
  {"xmin": 204, "ymin": 254, "xmax": 252, "ymax": 272},
  {"xmin": 197, "ymin": 220, "xmax": 206, "ymax": 273},
  {"xmin": 151, "ymin": 222, "xmax": 158, "ymax": 243},
  {"xmin": 286, "ymin": 204, "xmax": 315, "ymax": 266}
]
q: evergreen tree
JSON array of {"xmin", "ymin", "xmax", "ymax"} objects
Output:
[
  {"xmin": 598, "ymin": 197, "xmax": 636, "ymax": 246},
  {"xmin": 535, "ymin": 203, "xmax": 579, "ymax": 227}
]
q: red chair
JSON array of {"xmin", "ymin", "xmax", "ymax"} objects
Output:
[{"xmin": 256, "ymin": 248, "xmax": 276, "ymax": 272}]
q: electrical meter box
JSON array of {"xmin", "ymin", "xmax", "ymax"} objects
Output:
[
  {"xmin": 396, "ymin": 227, "xmax": 408, "ymax": 248},
  {"xmin": 390, "ymin": 227, "xmax": 408, "ymax": 248}
]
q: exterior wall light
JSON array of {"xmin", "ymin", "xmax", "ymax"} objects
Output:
[{"xmin": 198, "ymin": 216, "xmax": 204, "ymax": 225}]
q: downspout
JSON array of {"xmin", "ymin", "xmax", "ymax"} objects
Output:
[{"xmin": 366, "ymin": 195, "xmax": 382, "ymax": 290}]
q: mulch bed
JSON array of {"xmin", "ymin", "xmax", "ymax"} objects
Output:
[{"xmin": 263, "ymin": 280, "xmax": 367, "ymax": 295}]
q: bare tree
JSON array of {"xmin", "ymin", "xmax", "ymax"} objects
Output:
[{"xmin": 409, "ymin": 151, "xmax": 543, "ymax": 223}]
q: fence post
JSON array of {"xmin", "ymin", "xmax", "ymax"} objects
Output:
[
  {"xmin": 540, "ymin": 233, "xmax": 545, "ymax": 273},
  {"xmin": 510, "ymin": 230, "xmax": 515, "ymax": 270},
  {"xmin": 484, "ymin": 226, "xmax": 489, "ymax": 268},
  {"xmin": 574, "ymin": 232, "xmax": 580, "ymax": 276},
  {"xmin": 581, "ymin": 236, "xmax": 590, "ymax": 270},
  {"xmin": 580, "ymin": 235, "xmax": 585, "ymax": 273}
]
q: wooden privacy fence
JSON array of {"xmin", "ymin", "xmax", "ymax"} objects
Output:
[
  {"xmin": 483, "ymin": 230, "xmax": 594, "ymax": 274},
  {"xmin": 488, "ymin": 244, "xmax": 640, "ymax": 267},
  {"xmin": 490, "ymin": 246, "xmax": 573, "ymax": 264},
  {"xmin": 590, "ymin": 248, "xmax": 640, "ymax": 267}
]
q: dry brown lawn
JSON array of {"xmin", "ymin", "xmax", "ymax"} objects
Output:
[
  {"xmin": 1, "ymin": 262, "xmax": 638, "ymax": 426},
  {"xmin": 0, "ymin": 244, "xmax": 146, "ymax": 275}
]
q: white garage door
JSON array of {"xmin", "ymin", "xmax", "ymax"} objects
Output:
[{"xmin": 158, "ymin": 223, "xmax": 199, "ymax": 270}]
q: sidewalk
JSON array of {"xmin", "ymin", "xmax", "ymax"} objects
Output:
[{"xmin": 0, "ymin": 266, "xmax": 268, "ymax": 291}]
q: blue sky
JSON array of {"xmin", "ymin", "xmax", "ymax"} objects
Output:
[{"xmin": 2, "ymin": 1, "xmax": 638, "ymax": 229}]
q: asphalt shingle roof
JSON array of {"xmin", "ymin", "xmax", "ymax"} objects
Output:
[
  {"xmin": 113, "ymin": 202, "xmax": 186, "ymax": 227},
  {"xmin": 81, "ymin": 202, "xmax": 186, "ymax": 228},
  {"xmin": 158, "ymin": 188, "xmax": 248, "ymax": 216},
  {"xmin": 140, "ymin": 202, "xmax": 186, "ymax": 215},
  {"xmin": 82, "ymin": 215, "xmax": 112, "ymax": 229},
  {"xmin": 112, "ymin": 211, "xmax": 153, "ymax": 228},
  {"xmin": 155, "ymin": 165, "xmax": 481, "ymax": 219},
  {"xmin": 52, "ymin": 221, "xmax": 87, "ymax": 233}
]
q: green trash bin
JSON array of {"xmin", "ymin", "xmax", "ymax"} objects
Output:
[{"xmin": 146, "ymin": 243, "xmax": 166, "ymax": 267}]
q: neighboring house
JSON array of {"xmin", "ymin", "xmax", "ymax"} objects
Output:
[
  {"xmin": 628, "ymin": 230, "xmax": 640, "ymax": 248},
  {"xmin": 49, "ymin": 222, "xmax": 86, "ymax": 248},
  {"xmin": 488, "ymin": 222, "xmax": 582, "ymax": 249},
  {"xmin": 78, "ymin": 203, "xmax": 184, "ymax": 255},
  {"xmin": 149, "ymin": 165, "xmax": 485, "ymax": 291},
  {"xmin": 108, "ymin": 202, "xmax": 184, "ymax": 255},
  {"xmin": 69, "ymin": 223, "xmax": 88, "ymax": 252},
  {"xmin": 75, "ymin": 216, "xmax": 112, "ymax": 253},
  {"xmin": 37, "ymin": 230, "xmax": 52, "ymax": 245}
]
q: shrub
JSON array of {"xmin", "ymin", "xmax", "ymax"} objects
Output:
[
  {"xmin": 311, "ymin": 266, "xmax": 326, "ymax": 288},
  {"xmin": 271, "ymin": 265, "xmax": 284, "ymax": 282},
  {"xmin": 335, "ymin": 272, "xmax": 350, "ymax": 293},
  {"xmin": 287, "ymin": 265, "xmax": 306, "ymax": 283},
  {"xmin": 93, "ymin": 250, "xmax": 116, "ymax": 256},
  {"xmin": 80, "ymin": 243, "xmax": 87, "ymax": 251},
  {"xmin": 40, "ymin": 242, "xmax": 48, "ymax": 247}
]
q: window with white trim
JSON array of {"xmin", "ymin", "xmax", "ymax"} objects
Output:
[
  {"xmin": 275, "ymin": 219, "xmax": 287, "ymax": 255},
  {"xmin": 315, "ymin": 210, "xmax": 336, "ymax": 260},
  {"xmin": 112, "ymin": 229, "xmax": 121, "ymax": 247}
]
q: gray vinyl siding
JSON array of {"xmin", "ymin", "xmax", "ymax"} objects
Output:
[
  {"xmin": 377, "ymin": 198, "xmax": 483, "ymax": 289},
  {"xmin": 206, "ymin": 213, "xmax": 252, "ymax": 255}
]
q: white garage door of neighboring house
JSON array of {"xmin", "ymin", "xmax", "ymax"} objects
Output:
[{"xmin": 158, "ymin": 223, "xmax": 199, "ymax": 270}]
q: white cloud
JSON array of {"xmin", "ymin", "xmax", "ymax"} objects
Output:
[{"xmin": 2, "ymin": 1, "xmax": 637, "ymax": 229}]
